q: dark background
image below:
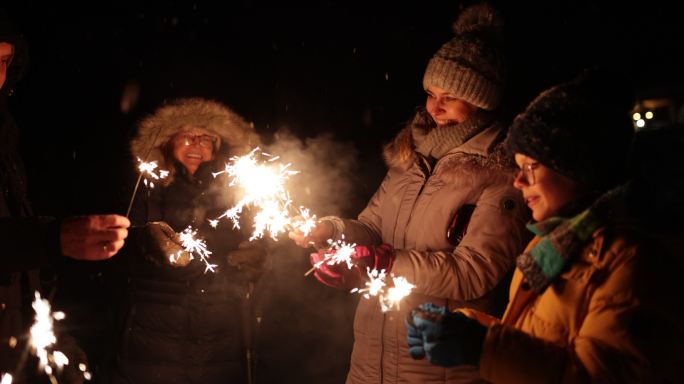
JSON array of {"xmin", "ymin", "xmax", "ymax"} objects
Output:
[{"xmin": 4, "ymin": 1, "xmax": 684, "ymax": 383}]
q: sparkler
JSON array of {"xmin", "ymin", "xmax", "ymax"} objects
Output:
[
  {"xmin": 137, "ymin": 158, "xmax": 169, "ymax": 189},
  {"xmin": 125, "ymin": 158, "xmax": 169, "ymax": 217},
  {"xmin": 28, "ymin": 292, "xmax": 91, "ymax": 383},
  {"xmin": 212, "ymin": 148, "xmax": 317, "ymax": 240},
  {"xmin": 30, "ymin": 291, "xmax": 66, "ymax": 379},
  {"xmin": 351, "ymin": 270, "xmax": 416, "ymax": 312},
  {"xmin": 170, "ymin": 226, "xmax": 218, "ymax": 273},
  {"xmin": 304, "ymin": 237, "xmax": 357, "ymax": 276},
  {"xmin": 306, "ymin": 239, "xmax": 415, "ymax": 312}
]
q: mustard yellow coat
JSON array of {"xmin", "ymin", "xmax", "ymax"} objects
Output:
[{"xmin": 476, "ymin": 227, "xmax": 684, "ymax": 383}]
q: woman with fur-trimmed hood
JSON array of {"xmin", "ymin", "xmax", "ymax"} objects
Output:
[
  {"xmin": 289, "ymin": 4, "xmax": 529, "ymax": 384},
  {"xmin": 109, "ymin": 98, "xmax": 264, "ymax": 384}
]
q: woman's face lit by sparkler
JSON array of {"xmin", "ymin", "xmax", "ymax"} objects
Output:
[
  {"xmin": 425, "ymin": 85, "xmax": 478, "ymax": 126},
  {"xmin": 171, "ymin": 129, "xmax": 219, "ymax": 175}
]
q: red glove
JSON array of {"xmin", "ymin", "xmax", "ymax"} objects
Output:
[{"xmin": 309, "ymin": 244, "xmax": 395, "ymax": 289}]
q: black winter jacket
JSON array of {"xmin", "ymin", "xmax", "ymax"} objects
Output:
[{"xmin": 111, "ymin": 157, "xmax": 253, "ymax": 384}]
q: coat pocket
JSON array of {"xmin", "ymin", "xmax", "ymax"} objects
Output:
[{"xmin": 446, "ymin": 204, "xmax": 476, "ymax": 246}]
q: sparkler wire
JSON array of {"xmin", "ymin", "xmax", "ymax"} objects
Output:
[{"xmin": 125, "ymin": 125, "xmax": 165, "ymax": 217}]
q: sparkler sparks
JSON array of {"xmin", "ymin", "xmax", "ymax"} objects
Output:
[
  {"xmin": 290, "ymin": 207, "xmax": 317, "ymax": 237},
  {"xmin": 316, "ymin": 237, "xmax": 357, "ymax": 269},
  {"xmin": 30, "ymin": 292, "xmax": 65, "ymax": 376},
  {"xmin": 136, "ymin": 157, "xmax": 169, "ymax": 189},
  {"xmin": 173, "ymin": 226, "xmax": 217, "ymax": 273},
  {"xmin": 308, "ymin": 239, "xmax": 415, "ymax": 312},
  {"xmin": 212, "ymin": 148, "xmax": 317, "ymax": 240},
  {"xmin": 351, "ymin": 270, "xmax": 416, "ymax": 312},
  {"xmin": 28, "ymin": 292, "xmax": 91, "ymax": 382},
  {"xmin": 126, "ymin": 157, "xmax": 171, "ymax": 217}
]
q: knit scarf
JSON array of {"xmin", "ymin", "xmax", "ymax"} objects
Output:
[
  {"xmin": 517, "ymin": 185, "xmax": 627, "ymax": 294},
  {"xmin": 411, "ymin": 109, "xmax": 493, "ymax": 160}
]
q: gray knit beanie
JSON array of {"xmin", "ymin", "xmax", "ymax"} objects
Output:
[{"xmin": 423, "ymin": 3, "xmax": 505, "ymax": 110}]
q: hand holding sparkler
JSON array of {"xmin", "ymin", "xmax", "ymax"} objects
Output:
[
  {"xmin": 308, "ymin": 243, "xmax": 395, "ymax": 289},
  {"xmin": 288, "ymin": 219, "xmax": 334, "ymax": 248},
  {"xmin": 144, "ymin": 221, "xmax": 192, "ymax": 267},
  {"xmin": 142, "ymin": 222, "xmax": 218, "ymax": 273},
  {"xmin": 60, "ymin": 215, "xmax": 130, "ymax": 260},
  {"xmin": 307, "ymin": 241, "xmax": 415, "ymax": 312}
]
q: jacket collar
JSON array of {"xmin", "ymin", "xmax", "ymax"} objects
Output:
[{"xmin": 446, "ymin": 123, "xmax": 503, "ymax": 158}]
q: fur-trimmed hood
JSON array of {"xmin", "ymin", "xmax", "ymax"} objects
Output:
[
  {"xmin": 130, "ymin": 98, "xmax": 260, "ymax": 185},
  {"xmin": 383, "ymin": 109, "xmax": 513, "ymax": 176}
]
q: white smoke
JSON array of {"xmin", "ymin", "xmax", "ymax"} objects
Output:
[{"xmin": 263, "ymin": 128, "xmax": 363, "ymax": 218}]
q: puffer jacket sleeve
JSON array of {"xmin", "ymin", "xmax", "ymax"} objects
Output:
[
  {"xmin": 325, "ymin": 172, "xmax": 390, "ymax": 246},
  {"xmin": 390, "ymin": 175, "xmax": 528, "ymax": 300},
  {"xmin": 479, "ymin": 239, "xmax": 655, "ymax": 383}
]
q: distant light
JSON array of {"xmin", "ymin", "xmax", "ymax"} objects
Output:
[
  {"xmin": 632, "ymin": 112, "xmax": 641, "ymax": 121},
  {"xmin": 645, "ymin": 111, "xmax": 654, "ymax": 119},
  {"xmin": 636, "ymin": 119, "xmax": 646, "ymax": 128}
]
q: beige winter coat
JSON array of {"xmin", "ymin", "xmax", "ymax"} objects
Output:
[
  {"xmin": 477, "ymin": 227, "xmax": 684, "ymax": 383},
  {"xmin": 333, "ymin": 119, "xmax": 529, "ymax": 384}
]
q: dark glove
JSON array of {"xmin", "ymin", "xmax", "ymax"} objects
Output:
[
  {"xmin": 309, "ymin": 243, "xmax": 395, "ymax": 289},
  {"xmin": 144, "ymin": 221, "xmax": 191, "ymax": 266},
  {"xmin": 227, "ymin": 241, "xmax": 267, "ymax": 280},
  {"xmin": 405, "ymin": 303, "xmax": 487, "ymax": 367}
]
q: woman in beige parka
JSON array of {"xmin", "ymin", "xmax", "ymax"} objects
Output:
[{"xmin": 290, "ymin": 4, "xmax": 529, "ymax": 383}]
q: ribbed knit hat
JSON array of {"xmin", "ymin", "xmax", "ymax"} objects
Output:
[
  {"xmin": 423, "ymin": 3, "xmax": 505, "ymax": 111},
  {"xmin": 507, "ymin": 69, "xmax": 635, "ymax": 191}
]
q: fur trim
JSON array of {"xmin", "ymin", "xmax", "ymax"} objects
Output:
[
  {"xmin": 130, "ymin": 98, "xmax": 260, "ymax": 185},
  {"xmin": 435, "ymin": 137, "xmax": 516, "ymax": 185},
  {"xmin": 382, "ymin": 110, "xmax": 431, "ymax": 171}
]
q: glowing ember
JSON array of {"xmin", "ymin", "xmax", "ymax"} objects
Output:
[{"xmin": 175, "ymin": 226, "xmax": 217, "ymax": 273}]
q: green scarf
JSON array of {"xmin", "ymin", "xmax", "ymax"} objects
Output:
[{"xmin": 517, "ymin": 184, "xmax": 627, "ymax": 293}]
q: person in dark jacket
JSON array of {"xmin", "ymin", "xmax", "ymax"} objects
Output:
[
  {"xmin": 0, "ymin": 10, "xmax": 129, "ymax": 383},
  {"xmin": 406, "ymin": 69, "xmax": 684, "ymax": 383},
  {"xmin": 108, "ymin": 98, "xmax": 265, "ymax": 384}
]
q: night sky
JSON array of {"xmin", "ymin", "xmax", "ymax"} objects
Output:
[
  {"xmin": 4, "ymin": 1, "xmax": 684, "ymax": 382},
  {"xmin": 5, "ymin": 0, "xmax": 683, "ymax": 216}
]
